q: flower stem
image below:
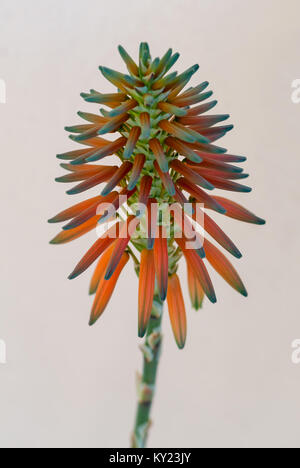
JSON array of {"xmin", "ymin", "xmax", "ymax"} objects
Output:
[{"xmin": 131, "ymin": 293, "xmax": 164, "ymax": 448}]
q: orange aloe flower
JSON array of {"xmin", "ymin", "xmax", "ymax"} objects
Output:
[
  {"xmin": 49, "ymin": 43, "xmax": 265, "ymax": 448},
  {"xmin": 49, "ymin": 41, "xmax": 265, "ymax": 342}
]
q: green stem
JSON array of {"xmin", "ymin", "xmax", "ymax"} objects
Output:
[{"xmin": 131, "ymin": 293, "xmax": 164, "ymax": 448}]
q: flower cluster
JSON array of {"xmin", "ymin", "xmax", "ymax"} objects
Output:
[{"xmin": 49, "ymin": 43, "xmax": 265, "ymax": 348}]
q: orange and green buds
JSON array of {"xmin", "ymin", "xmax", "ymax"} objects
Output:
[
  {"xmin": 212, "ymin": 196, "xmax": 266, "ymax": 225},
  {"xmin": 101, "ymin": 162, "xmax": 133, "ymax": 196},
  {"xmin": 105, "ymin": 216, "xmax": 140, "ymax": 280},
  {"xmin": 89, "ymin": 243, "xmax": 117, "ymax": 296},
  {"xmin": 50, "ymin": 42, "xmax": 265, "ymax": 346},
  {"xmin": 154, "ymin": 226, "xmax": 169, "ymax": 301},
  {"xmin": 138, "ymin": 249, "xmax": 156, "ymax": 337},
  {"xmin": 127, "ymin": 154, "xmax": 145, "ymax": 190},
  {"xmin": 123, "ymin": 126, "xmax": 141, "ymax": 159},
  {"xmin": 167, "ymin": 274, "xmax": 187, "ymax": 349},
  {"xmin": 187, "ymin": 264, "xmax": 204, "ymax": 311},
  {"xmin": 149, "ymin": 139, "xmax": 169, "ymax": 173},
  {"xmin": 89, "ymin": 252, "xmax": 129, "ymax": 326},
  {"xmin": 139, "ymin": 112, "xmax": 151, "ymax": 139},
  {"xmin": 204, "ymin": 239, "xmax": 248, "ymax": 297}
]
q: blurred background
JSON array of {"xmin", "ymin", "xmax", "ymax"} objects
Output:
[{"xmin": 0, "ymin": 0, "xmax": 299, "ymax": 448}]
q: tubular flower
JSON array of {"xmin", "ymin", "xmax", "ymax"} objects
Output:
[{"xmin": 49, "ymin": 43, "xmax": 265, "ymax": 348}]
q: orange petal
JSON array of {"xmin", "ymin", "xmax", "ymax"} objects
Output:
[
  {"xmin": 149, "ymin": 138, "xmax": 169, "ymax": 173},
  {"xmin": 170, "ymin": 90, "xmax": 212, "ymax": 107},
  {"xmin": 98, "ymin": 113, "xmax": 130, "ymax": 136},
  {"xmin": 62, "ymin": 192, "xmax": 118, "ymax": 231},
  {"xmin": 167, "ymin": 274, "xmax": 187, "ymax": 349},
  {"xmin": 71, "ymin": 124, "xmax": 104, "ymax": 142},
  {"xmin": 146, "ymin": 198, "xmax": 158, "ymax": 249},
  {"xmin": 127, "ymin": 153, "xmax": 145, "ymax": 190},
  {"xmin": 65, "ymin": 123, "xmax": 96, "ymax": 134},
  {"xmin": 101, "ymin": 161, "xmax": 133, "ymax": 196},
  {"xmin": 172, "ymin": 206, "xmax": 205, "ymax": 258},
  {"xmin": 138, "ymin": 175, "xmax": 153, "ymax": 207},
  {"xmin": 60, "ymin": 162, "xmax": 113, "ymax": 174},
  {"xmin": 66, "ymin": 166, "xmax": 118, "ymax": 195},
  {"xmin": 176, "ymin": 237, "xmax": 216, "ymax": 304},
  {"xmin": 187, "ymin": 263, "xmax": 204, "ymax": 310},
  {"xmin": 68, "ymin": 223, "xmax": 121, "ymax": 280},
  {"xmin": 123, "ymin": 126, "xmax": 141, "ymax": 159},
  {"xmin": 173, "ymin": 183, "xmax": 191, "ymax": 209},
  {"xmin": 76, "ymin": 136, "xmax": 127, "ymax": 164},
  {"xmin": 185, "ymin": 100, "xmax": 218, "ymax": 116},
  {"xmin": 176, "ymin": 178, "xmax": 226, "ymax": 214},
  {"xmin": 185, "ymin": 140, "xmax": 227, "ymax": 155},
  {"xmin": 159, "ymin": 119, "xmax": 209, "ymax": 144},
  {"xmin": 80, "ymin": 92, "xmax": 126, "ymax": 106},
  {"xmin": 202, "ymin": 175, "xmax": 252, "ymax": 193},
  {"xmin": 177, "ymin": 114, "xmax": 229, "ymax": 127},
  {"xmin": 190, "ymin": 204, "xmax": 241, "ymax": 258},
  {"xmin": 153, "ymin": 161, "xmax": 175, "ymax": 196},
  {"xmin": 138, "ymin": 249, "xmax": 156, "ymax": 337},
  {"xmin": 108, "ymin": 99, "xmax": 137, "ymax": 118},
  {"xmin": 98, "ymin": 187, "xmax": 137, "ymax": 226},
  {"xmin": 170, "ymin": 159, "xmax": 213, "ymax": 190},
  {"xmin": 69, "ymin": 136, "xmax": 112, "ymax": 148},
  {"xmin": 212, "ymin": 196, "xmax": 266, "ymax": 225},
  {"xmin": 89, "ymin": 252, "xmax": 129, "ymax": 325},
  {"xmin": 77, "ymin": 111, "xmax": 109, "ymax": 124},
  {"xmin": 165, "ymin": 136, "xmax": 202, "ymax": 163},
  {"xmin": 89, "ymin": 243, "xmax": 116, "ymax": 295},
  {"xmin": 157, "ymin": 101, "xmax": 187, "ymax": 117},
  {"xmin": 140, "ymin": 112, "xmax": 151, "ymax": 139},
  {"xmin": 186, "ymin": 145, "xmax": 244, "ymax": 163},
  {"xmin": 191, "ymin": 166, "xmax": 248, "ymax": 180},
  {"xmin": 57, "ymin": 148, "xmax": 93, "ymax": 161},
  {"xmin": 204, "ymin": 240, "xmax": 247, "ymax": 297},
  {"xmin": 154, "ymin": 226, "xmax": 169, "ymax": 301},
  {"xmin": 105, "ymin": 215, "xmax": 140, "ymax": 280},
  {"xmin": 118, "ymin": 45, "xmax": 139, "ymax": 76},
  {"xmin": 48, "ymin": 195, "xmax": 104, "ymax": 224},
  {"xmin": 50, "ymin": 216, "xmax": 99, "ymax": 245},
  {"xmin": 175, "ymin": 82, "xmax": 209, "ymax": 99}
]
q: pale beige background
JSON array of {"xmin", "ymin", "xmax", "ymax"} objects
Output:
[{"xmin": 0, "ymin": 0, "xmax": 300, "ymax": 448}]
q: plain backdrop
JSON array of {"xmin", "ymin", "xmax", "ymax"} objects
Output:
[{"xmin": 0, "ymin": 0, "xmax": 300, "ymax": 448}]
